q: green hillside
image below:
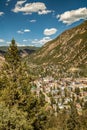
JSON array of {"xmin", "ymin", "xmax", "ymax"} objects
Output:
[{"xmin": 29, "ymin": 21, "xmax": 87, "ymax": 77}]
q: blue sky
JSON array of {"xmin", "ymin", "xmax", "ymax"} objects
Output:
[{"xmin": 0, "ymin": 0, "xmax": 87, "ymax": 46}]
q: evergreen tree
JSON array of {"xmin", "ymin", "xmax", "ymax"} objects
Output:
[
  {"xmin": 0, "ymin": 39, "xmax": 48, "ymax": 130},
  {"xmin": 5, "ymin": 39, "xmax": 20, "ymax": 67}
]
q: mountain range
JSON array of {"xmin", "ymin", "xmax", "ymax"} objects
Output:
[
  {"xmin": 29, "ymin": 21, "xmax": 87, "ymax": 77},
  {"xmin": 0, "ymin": 46, "xmax": 39, "ymax": 57},
  {"xmin": 0, "ymin": 46, "xmax": 39, "ymax": 68},
  {"xmin": 0, "ymin": 21, "xmax": 87, "ymax": 77}
]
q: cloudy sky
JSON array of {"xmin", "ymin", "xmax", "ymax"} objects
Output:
[{"xmin": 0, "ymin": 0, "xmax": 87, "ymax": 46}]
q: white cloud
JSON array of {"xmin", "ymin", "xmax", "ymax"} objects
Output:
[
  {"xmin": 17, "ymin": 30, "xmax": 24, "ymax": 34},
  {"xmin": 24, "ymin": 29, "xmax": 30, "ymax": 32},
  {"xmin": 12, "ymin": 1, "xmax": 52, "ymax": 15},
  {"xmin": 30, "ymin": 19, "xmax": 36, "ymax": 23},
  {"xmin": 44, "ymin": 28, "xmax": 57, "ymax": 36},
  {"xmin": 23, "ymin": 39, "xmax": 28, "ymax": 42},
  {"xmin": 38, "ymin": 10, "xmax": 52, "ymax": 15},
  {"xmin": 6, "ymin": 3, "xmax": 9, "ymax": 6},
  {"xmin": 6, "ymin": 0, "xmax": 11, "ymax": 6},
  {"xmin": 0, "ymin": 12, "xmax": 4, "ymax": 16},
  {"xmin": 17, "ymin": 29, "xmax": 30, "ymax": 34},
  {"xmin": 17, "ymin": 44, "xmax": 26, "ymax": 46},
  {"xmin": 6, "ymin": 40, "xmax": 26, "ymax": 46},
  {"xmin": 6, "ymin": 41, "xmax": 11, "ymax": 45},
  {"xmin": 32, "ymin": 37, "xmax": 52, "ymax": 45},
  {"xmin": 57, "ymin": 7, "xmax": 87, "ymax": 25},
  {"xmin": 7, "ymin": 0, "xmax": 11, "ymax": 2},
  {"xmin": 16, "ymin": 42, "xmax": 26, "ymax": 46},
  {"xmin": 0, "ymin": 39, "xmax": 5, "ymax": 42}
]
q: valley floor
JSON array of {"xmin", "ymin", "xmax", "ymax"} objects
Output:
[{"xmin": 31, "ymin": 77, "xmax": 87, "ymax": 114}]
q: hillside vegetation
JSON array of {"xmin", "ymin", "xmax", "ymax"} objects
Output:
[
  {"xmin": 29, "ymin": 21, "xmax": 87, "ymax": 77},
  {"xmin": 0, "ymin": 39, "xmax": 87, "ymax": 130},
  {"xmin": 0, "ymin": 39, "xmax": 48, "ymax": 130}
]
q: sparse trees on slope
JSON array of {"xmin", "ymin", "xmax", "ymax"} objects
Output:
[{"xmin": 67, "ymin": 101, "xmax": 80, "ymax": 130}]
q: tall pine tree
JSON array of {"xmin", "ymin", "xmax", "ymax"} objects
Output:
[{"xmin": 0, "ymin": 39, "xmax": 48, "ymax": 130}]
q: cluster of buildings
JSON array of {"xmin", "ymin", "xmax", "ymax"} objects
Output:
[{"xmin": 31, "ymin": 76, "xmax": 87, "ymax": 114}]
